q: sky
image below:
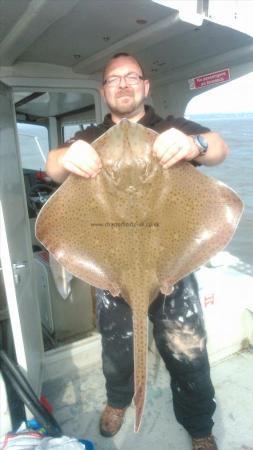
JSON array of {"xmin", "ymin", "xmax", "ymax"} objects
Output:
[{"xmin": 186, "ymin": 72, "xmax": 253, "ymax": 114}]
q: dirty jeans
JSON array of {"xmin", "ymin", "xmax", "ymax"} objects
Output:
[{"xmin": 96, "ymin": 273, "xmax": 216, "ymax": 438}]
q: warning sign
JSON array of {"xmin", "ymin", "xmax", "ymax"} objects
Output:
[{"xmin": 189, "ymin": 68, "xmax": 230, "ymax": 90}]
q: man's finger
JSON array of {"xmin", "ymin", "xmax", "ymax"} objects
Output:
[
  {"xmin": 62, "ymin": 161, "xmax": 91, "ymax": 178},
  {"xmin": 153, "ymin": 136, "xmax": 174, "ymax": 158},
  {"xmin": 159, "ymin": 143, "xmax": 179, "ymax": 164},
  {"xmin": 63, "ymin": 160, "xmax": 101, "ymax": 178},
  {"xmin": 162, "ymin": 148, "xmax": 189, "ymax": 168}
]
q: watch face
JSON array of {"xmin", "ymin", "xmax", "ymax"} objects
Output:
[{"xmin": 197, "ymin": 135, "xmax": 208, "ymax": 150}]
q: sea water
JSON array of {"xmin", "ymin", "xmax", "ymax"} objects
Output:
[{"xmin": 189, "ymin": 113, "xmax": 253, "ymax": 266}]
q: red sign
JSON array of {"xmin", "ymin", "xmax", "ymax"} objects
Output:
[
  {"xmin": 189, "ymin": 69, "xmax": 230, "ymax": 90},
  {"xmin": 204, "ymin": 294, "xmax": 215, "ymax": 308}
]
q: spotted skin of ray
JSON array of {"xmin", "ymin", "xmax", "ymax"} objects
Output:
[{"xmin": 36, "ymin": 119, "xmax": 243, "ymax": 432}]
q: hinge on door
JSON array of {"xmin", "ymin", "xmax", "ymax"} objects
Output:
[{"xmin": 12, "ymin": 261, "xmax": 28, "ymax": 284}]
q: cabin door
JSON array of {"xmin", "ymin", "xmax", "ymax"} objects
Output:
[{"xmin": 0, "ymin": 81, "xmax": 44, "ymax": 394}]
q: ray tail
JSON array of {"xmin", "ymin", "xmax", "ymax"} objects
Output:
[{"xmin": 132, "ymin": 306, "xmax": 149, "ymax": 433}]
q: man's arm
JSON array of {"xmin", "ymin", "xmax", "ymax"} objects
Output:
[
  {"xmin": 46, "ymin": 139, "xmax": 102, "ymax": 184},
  {"xmin": 153, "ymin": 128, "xmax": 229, "ymax": 168},
  {"xmin": 187, "ymin": 131, "xmax": 229, "ymax": 166},
  {"xmin": 47, "ymin": 127, "xmax": 228, "ymax": 183}
]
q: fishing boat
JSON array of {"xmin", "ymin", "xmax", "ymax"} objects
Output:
[{"xmin": 0, "ymin": 1, "xmax": 252, "ymax": 448}]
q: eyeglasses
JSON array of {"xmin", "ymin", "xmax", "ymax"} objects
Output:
[{"xmin": 103, "ymin": 72, "xmax": 144, "ymax": 87}]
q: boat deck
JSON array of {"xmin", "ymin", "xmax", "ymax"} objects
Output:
[{"xmin": 43, "ymin": 346, "xmax": 253, "ymax": 450}]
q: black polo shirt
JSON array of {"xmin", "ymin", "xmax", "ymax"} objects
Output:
[
  {"xmin": 65, "ymin": 105, "xmax": 210, "ymax": 166},
  {"xmin": 66, "ymin": 105, "xmax": 209, "ymax": 142}
]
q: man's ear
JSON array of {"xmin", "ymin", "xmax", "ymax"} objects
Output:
[
  {"xmin": 100, "ymin": 86, "xmax": 105, "ymax": 100},
  {"xmin": 144, "ymin": 79, "xmax": 150, "ymax": 98}
]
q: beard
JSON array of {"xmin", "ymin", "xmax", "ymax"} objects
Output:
[{"xmin": 106, "ymin": 89, "xmax": 145, "ymax": 118}]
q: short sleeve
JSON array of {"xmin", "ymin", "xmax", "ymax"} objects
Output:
[{"xmin": 166, "ymin": 116, "xmax": 210, "ymax": 135}]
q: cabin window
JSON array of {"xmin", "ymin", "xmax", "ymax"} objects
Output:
[
  {"xmin": 60, "ymin": 101, "xmax": 96, "ymax": 144},
  {"xmin": 62, "ymin": 123, "xmax": 93, "ymax": 142},
  {"xmin": 17, "ymin": 123, "xmax": 49, "ymax": 171}
]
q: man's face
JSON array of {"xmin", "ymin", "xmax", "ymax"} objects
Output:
[{"xmin": 101, "ymin": 56, "xmax": 150, "ymax": 119}]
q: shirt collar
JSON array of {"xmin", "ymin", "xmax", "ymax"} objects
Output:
[{"xmin": 103, "ymin": 105, "xmax": 162, "ymax": 129}]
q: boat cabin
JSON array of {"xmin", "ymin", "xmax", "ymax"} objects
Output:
[{"xmin": 0, "ymin": 1, "xmax": 253, "ymax": 448}]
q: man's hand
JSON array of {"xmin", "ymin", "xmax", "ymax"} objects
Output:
[
  {"xmin": 60, "ymin": 140, "xmax": 102, "ymax": 178},
  {"xmin": 153, "ymin": 128, "xmax": 199, "ymax": 168}
]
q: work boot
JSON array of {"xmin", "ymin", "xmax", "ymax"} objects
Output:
[
  {"xmin": 99, "ymin": 405, "xmax": 127, "ymax": 437},
  {"xmin": 192, "ymin": 434, "xmax": 218, "ymax": 450}
]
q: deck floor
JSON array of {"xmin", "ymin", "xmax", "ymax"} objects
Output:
[{"xmin": 43, "ymin": 348, "xmax": 253, "ymax": 450}]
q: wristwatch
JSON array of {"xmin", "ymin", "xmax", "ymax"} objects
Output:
[{"xmin": 192, "ymin": 134, "xmax": 208, "ymax": 156}]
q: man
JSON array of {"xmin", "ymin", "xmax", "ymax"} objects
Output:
[{"xmin": 46, "ymin": 53, "xmax": 228, "ymax": 450}]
